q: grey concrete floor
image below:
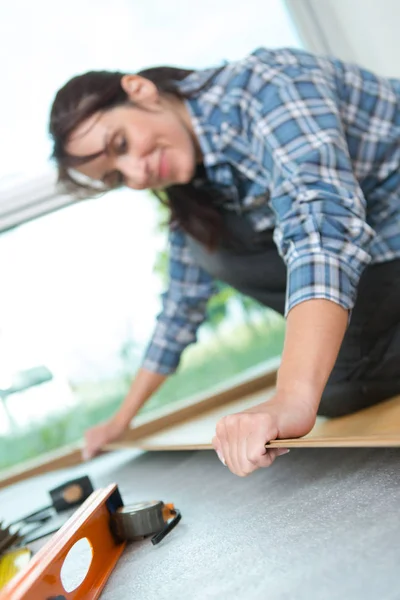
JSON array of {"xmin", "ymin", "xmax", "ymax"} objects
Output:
[{"xmin": 1, "ymin": 447, "xmax": 400, "ymax": 600}]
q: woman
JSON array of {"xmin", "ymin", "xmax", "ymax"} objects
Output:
[{"xmin": 49, "ymin": 47, "xmax": 400, "ymax": 477}]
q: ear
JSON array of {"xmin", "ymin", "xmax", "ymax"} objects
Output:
[{"xmin": 121, "ymin": 74, "xmax": 160, "ymax": 106}]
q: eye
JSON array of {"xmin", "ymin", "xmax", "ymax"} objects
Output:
[{"xmin": 114, "ymin": 134, "xmax": 127, "ymax": 155}]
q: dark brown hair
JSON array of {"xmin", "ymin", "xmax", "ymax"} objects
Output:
[{"xmin": 49, "ymin": 66, "xmax": 224, "ymax": 248}]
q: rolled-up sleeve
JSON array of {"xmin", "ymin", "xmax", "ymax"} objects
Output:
[
  {"xmin": 250, "ymin": 72, "xmax": 375, "ymax": 315},
  {"xmin": 142, "ymin": 227, "xmax": 215, "ymax": 374}
]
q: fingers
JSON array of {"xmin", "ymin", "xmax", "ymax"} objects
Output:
[
  {"xmin": 255, "ymin": 447, "xmax": 290, "ymax": 468},
  {"xmin": 82, "ymin": 426, "xmax": 102, "ymax": 461},
  {"xmin": 214, "ymin": 412, "xmax": 288, "ymax": 476},
  {"xmin": 82, "ymin": 433, "xmax": 96, "ymax": 461}
]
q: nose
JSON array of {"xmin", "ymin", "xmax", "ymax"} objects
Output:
[{"xmin": 115, "ymin": 155, "xmax": 149, "ymax": 189}]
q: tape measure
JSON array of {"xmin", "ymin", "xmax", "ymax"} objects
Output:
[{"xmin": 111, "ymin": 501, "xmax": 181, "ymax": 545}]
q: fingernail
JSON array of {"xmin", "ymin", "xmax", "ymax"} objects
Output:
[
  {"xmin": 217, "ymin": 450, "xmax": 227, "ymax": 466},
  {"xmin": 277, "ymin": 448, "xmax": 290, "ymax": 456}
]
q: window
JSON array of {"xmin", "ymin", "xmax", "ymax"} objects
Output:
[{"xmin": 0, "ymin": 0, "xmax": 301, "ymax": 470}]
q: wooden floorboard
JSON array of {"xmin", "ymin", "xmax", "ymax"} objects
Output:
[{"xmin": 109, "ymin": 391, "xmax": 400, "ymax": 450}]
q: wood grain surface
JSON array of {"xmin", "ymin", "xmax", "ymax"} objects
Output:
[{"xmin": 108, "ymin": 391, "xmax": 400, "ymax": 451}]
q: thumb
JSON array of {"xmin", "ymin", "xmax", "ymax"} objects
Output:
[
  {"xmin": 81, "ymin": 446, "xmax": 91, "ymax": 461},
  {"xmin": 276, "ymin": 448, "xmax": 290, "ymax": 457},
  {"xmin": 257, "ymin": 447, "xmax": 290, "ymax": 468},
  {"xmin": 82, "ymin": 442, "xmax": 96, "ymax": 461}
]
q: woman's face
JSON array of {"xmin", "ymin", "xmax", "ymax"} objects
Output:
[{"xmin": 66, "ymin": 75, "xmax": 200, "ymax": 190}]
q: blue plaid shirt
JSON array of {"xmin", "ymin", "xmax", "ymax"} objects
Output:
[{"xmin": 143, "ymin": 47, "xmax": 400, "ymax": 374}]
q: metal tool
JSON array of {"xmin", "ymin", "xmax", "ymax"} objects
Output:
[
  {"xmin": 0, "ymin": 484, "xmax": 182, "ymax": 599},
  {"xmin": 111, "ymin": 500, "xmax": 181, "ymax": 545}
]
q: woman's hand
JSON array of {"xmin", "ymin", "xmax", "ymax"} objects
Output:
[
  {"xmin": 81, "ymin": 368, "xmax": 168, "ymax": 461},
  {"xmin": 82, "ymin": 417, "xmax": 127, "ymax": 460},
  {"xmin": 212, "ymin": 393, "xmax": 317, "ymax": 476},
  {"xmin": 213, "ymin": 299, "xmax": 348, "ymax": 476}
]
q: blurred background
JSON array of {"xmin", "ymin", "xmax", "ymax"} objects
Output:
[{"xmin": 0, "ymin": 0, "xmax": 399, "ymax": 471}]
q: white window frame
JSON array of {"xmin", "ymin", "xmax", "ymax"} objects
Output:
[{"xmin": 0, "ymin": 168, "xmax": 73, "ymax": 233}]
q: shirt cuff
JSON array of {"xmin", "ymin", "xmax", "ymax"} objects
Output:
[
  {"xmin": 141, "ymin": 343, "xmax": 181, "ymax": 375},
  {"xmin": 285, "ymin": 251, "xmax": 364, "ymax": 316}
]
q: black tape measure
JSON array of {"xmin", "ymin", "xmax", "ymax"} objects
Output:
[{"xmin": 111, "ymin": 500, "xmax": 181, "ymax": 545}]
